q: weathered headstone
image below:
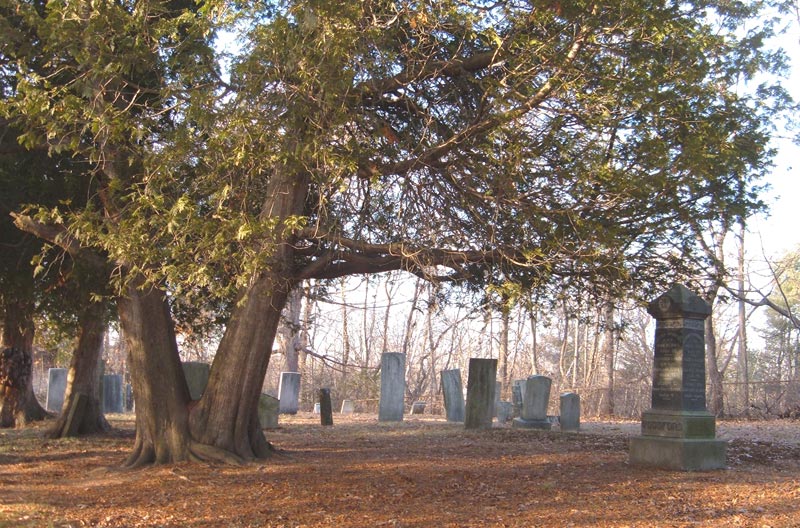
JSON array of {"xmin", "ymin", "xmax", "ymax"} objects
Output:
[
  {"xmin": 511, "ymin": 381, "xmax": 524, "ymax": 417},
  {"xmin": 102, "ymin": 374, "xmax": 124, "ymax": 414},
  {"xmin": 46, "ymin": 368, "xmax": 68, "ymax": 413},
  {"xmin": 258, "ymin": 394, "xmax": 279, "ymax": 429},
  {"xmin": 319, "ymin": 388, "xmax": 333, "ymax": 426},
  {"xmin": 378, "ymin": 352, "xmax": 405, "ymax": 422},
  {"xmin": 512, "ymin": 375, "xmax": 552, "ymax": 430},
  {"xmin": 278, "ymin": 372, "xmax": 301, "ymax": 414},
  {"xmin": 629, "ymin": 284, "xmax": 726, "ymax": 471},
  {"xmin": 181, "ymin": 361, "xmax": 210, "ymax": 400},
  {"xmin": 496, "ymin": 401, "xmax": 513, "ymax": 424},
  {"xmin": 441, "ymin": 369, "xmax": 465, "ymax": 422},
  {"xmin": 340, "ymin": 399, "xmax": 355, "ymax": 414},
  {"xmin": 313, "ymin": 402, "xmax": 321, "ymax": 414},
  {"xmin": 493, "ymin": 381, "xmax": 502, "ymax": 418},
  {"xmin": 464, "ymin": 358, "xmax": 497, "ymax": 430},
  {"xmin": 411, "ymin": 401, "xmax": 426, "ymax": 414},
  {"xmin": 560, "ymin": 392, "xmax": 580, "ymax": 432}
]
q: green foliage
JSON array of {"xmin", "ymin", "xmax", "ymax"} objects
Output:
[{"xmin": 1, "ymin": 0, "xmax": 792, "ymax": 316}]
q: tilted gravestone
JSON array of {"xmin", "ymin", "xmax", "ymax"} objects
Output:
[
  {"xmin": 441, "ymin": 369, "xmax": 465, "ymax": 422},
  {"xmin": 46, "ymin": 368, "xmax": 68, "ymax": 413},
  {"xmin": 560, "ymin": 392, "xmax": 580, "ymax": 432},
  {"xmin": 319, "ymin": 388, "xmax": 333, "ymax": 426},
  {"xmin": 102, "ymin": 374, "xmax": 124, "ymax": 414},
  {"xmin": 258, "ymin": 394, "xmax": 279, "ymax": 429},
  {"xmin": 278, "ymin": 372, "xmax": 301, "ymax": 414},
  {"xmin": 378, "ymin": 353, "xmax": 405, "ymax": 422},
  {"xmin": 512, "ymin": 375, "xmax": 552, "ymax": 430},
  {"xmin": 181, "ymin": 361, "xmax": 210, "ymax": 401},
  {"xmin": 340, "ymin": 399, "xmax": 355, "ymax": 414},
  {"xmin": 411, "ymin": 401, "xmax": 426, "ymax": 414},
  {"xmin": 629, "ymin": 284, "xmax": 726, "ymax": 470},
  {"xmin": 464, "ymin": 358, "xmax": 497, "ymax": 429}
]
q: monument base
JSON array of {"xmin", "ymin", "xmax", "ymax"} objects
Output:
[
  {"xmin": 512, "ymin": 417, "xmax": 552, "ymax": 430},
  {"xmin": 640, "ymin": 409, "xmax": 717, "ymax": 438},
  {"xmin": 629, "ymin": 436, "xmax": 726, "ymax": 471}
]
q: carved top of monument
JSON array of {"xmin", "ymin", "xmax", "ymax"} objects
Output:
[{"xmin": 647, "ymin": 284, "xmax": 711, "ymax": 320}]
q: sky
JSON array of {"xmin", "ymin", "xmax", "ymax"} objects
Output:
[{"xmin": 747, "ymin": 16, "xmax": 800, "ymax": 261}]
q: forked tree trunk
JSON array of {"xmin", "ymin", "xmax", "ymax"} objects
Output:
[{"xmin": 50, "ymin": 300, "xmax": 110, "ymax": 438}]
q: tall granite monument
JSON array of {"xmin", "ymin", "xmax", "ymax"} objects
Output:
[{"xmin": 629, "ymin": 284, "xmax": 726, "ymax": 470}]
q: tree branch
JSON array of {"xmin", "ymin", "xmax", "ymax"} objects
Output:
[{"xmin": 10, "ymin": 212, "xmax": 108, "ymax": 270}]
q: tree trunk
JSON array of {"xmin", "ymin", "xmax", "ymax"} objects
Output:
[
  {"xmin": 597, "ymin": 302, "xmax": 615, "ymax": 416},
  {"xmin": 528, "ymin": 305, "xmax": 539, "ymax": 375},
  {"xmin": 705, "ymin": 315, "xmax": 725, "ymax": 416},
  {"xmin": 499, "ymin": 303, "xmax": 510, "ymax": 397},
  {"xmin": 189, "ymin": 271, "xmax": 289, "ymax": 461},
  {"xmin": 737, "ymin": 220, "xmax": 749, "ymax": 415},
  {"xmin": 50, "ymin": 300, "xmax": 110, "ymax": 438},
  {"xmin": 1, "ymin": 299, "xmax": 47, "ymax": 426},
  {"xmin": 189, "ymin": 169, "xmax": 309, "ymax": 462},
  {"xmin": 118, "ymin": 282, "xmax": 194, "ymax": 467},
  {"xmin": 280, "ymin": 286, "xmax": 302, "ymax": 373}
]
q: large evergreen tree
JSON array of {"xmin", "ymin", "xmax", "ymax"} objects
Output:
[{"xmin": 2, "ymin": 0, "xmax": 787, "ymax": 463}]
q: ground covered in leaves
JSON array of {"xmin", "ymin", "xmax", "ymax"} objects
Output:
[{"xmin": 1, "ymin": 414, "xmax": 799, "ymax": 527}]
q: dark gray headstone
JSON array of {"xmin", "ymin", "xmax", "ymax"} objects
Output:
[
  {"xmin": 560, "ymin": 392, "xmax": 580, "ymax": 432},
  {"xmin": 630, "ymin": 284, "xmax": 726, "ymax": 471},
  {"xmin": 278, "ymin": 372, "xmax": 301, "ymax": 414},
  {"xmin": 258, "ymin": 394, "xmax": 279, "ymax": 429},
  {"xmin": 319, "ymin": 388, "xmax": 333, "ymax": 426},
  {"xmin": 46, "ymin": 368, "xmax": 68, "ymax": 413},
  {"xmin": 102, "ymin": 374, "xmax": 124, "ymax": 414},
  {"xmin": 181, "ymin": 361, "xmax": 210, "ymax": 401},
  {"xmin": 464, "ymin": 358, "xmax": 497, "ymax": 430},
  {"xmin": 441, "ymin": 369, "xmax": 465, "ymax": 422},
  {"xmin": 411, "ymin": 401, "xmax": 426, "ymax": 414},
  {"xmin": 378, "ymin": 353, "xmax": 405, "ymax": 422}
]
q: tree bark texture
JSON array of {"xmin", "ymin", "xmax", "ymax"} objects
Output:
[
  {"xmin": 118, "ymin": 282, "xmax": 194, "ymax": 467},
  {"xmin": 0, "ymin": 300, "xmax": 47, "ymax": 426},
  {"xmin": 189, "ymin": 170, "xmax": 309, "ymax": 461},
  {"xmin": 50, "ymin": 300, "xmax": 110, "ymax": 438},
  {"xmin": 597, "ymin": 302, "xmax": 615, "ymax": 416}
]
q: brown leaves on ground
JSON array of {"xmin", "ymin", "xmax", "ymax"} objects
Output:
[{"xmin": 1, "ymin": 414, "xmax": 799, "ymax": 527}]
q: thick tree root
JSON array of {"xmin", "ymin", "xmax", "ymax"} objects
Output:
[{"xmin": 188, "ymin": 442, "xmax": 245, "ymax": 465}]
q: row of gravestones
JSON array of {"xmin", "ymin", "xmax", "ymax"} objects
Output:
[
  {"xmin": 441, "ymin": 367, "xmax": 581, "ymax": 431},
  {"xmin": 40, "ymin": 286, "xmax": 726, "ymax": 470},
  {"xmin": 46, "ymin": 370, "xmax": 126, "ymax": 414}
]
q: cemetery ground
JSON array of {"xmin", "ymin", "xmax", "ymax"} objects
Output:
[{"xmin": 1, "ymin": 415, "xmax": 799, "ymax": 527}]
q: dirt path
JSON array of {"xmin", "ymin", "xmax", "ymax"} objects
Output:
[{"xmin": 1, "ymin": 415, "xmax": 799, "ymax": 527}]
